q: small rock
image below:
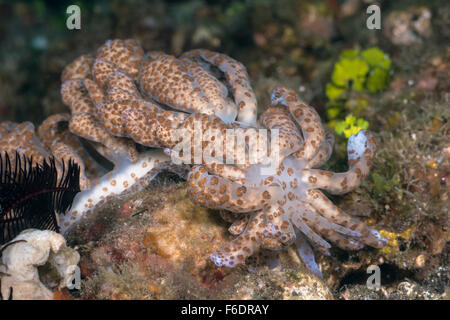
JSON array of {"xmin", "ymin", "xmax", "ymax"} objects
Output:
[{"xmin": 415, "ymin": 254, "xmax": 427, "ymax": 268}]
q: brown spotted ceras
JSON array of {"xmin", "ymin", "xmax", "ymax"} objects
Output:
[
  {"xmin": 51, "ymin": 39, "xmax": 385, "ymax": 276},
  {"xmin": 56, "ymin": 39, "xmax": 259, "ymax": 232},
  {"xmin": 186, "ymin": 86, "xmax": 387, "ymax": 277}
]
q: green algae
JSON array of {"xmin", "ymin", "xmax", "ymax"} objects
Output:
[
  {"xmin": 324, "ymin": 47, "xmax": 392, "ymax": 138},
  {"xmin": 326, "ymin": 47, "xmax": 391, "ymax": 101},
  {"xmin": 334, "ymin": 114, "xmax": 369, "ymax": 138}
]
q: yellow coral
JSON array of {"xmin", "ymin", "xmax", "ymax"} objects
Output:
[{"xmin": 378, "ymin": 228, "xmax": 413, "ymax": 255}]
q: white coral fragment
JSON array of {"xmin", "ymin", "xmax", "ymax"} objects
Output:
[{"xmin": 0, "ymin": 229, "xmax": 80, "ymax": 300}]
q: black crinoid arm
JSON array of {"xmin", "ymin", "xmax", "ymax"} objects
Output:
[{"xmin": 0, "ymin": 151, "xmax": 81, "ymax": 244}]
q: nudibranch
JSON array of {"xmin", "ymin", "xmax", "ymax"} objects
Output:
[
  {"xmin": 54, "ymin": 38, "xmax": 385, "ymax": 276},
  {"xmin": 57, "ymin": 39, "xmax": 258, "ymax": 232},
  {"xmin": 186, "ymin": 87, "xmax": 387, "ymax": 277}
]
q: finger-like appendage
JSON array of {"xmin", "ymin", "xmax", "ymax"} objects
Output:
[
  {"xmin": 121, "ymin": 108, "xmax": 161, "ymax": 147},
  {"xmin": 122, "ymin": 107, "xmax": 184, "ymax": 148},
  {"xmin": 69, "ymin": 112, "xmax": 138, "ymax": 163},
  {"xmin": 291, "ymin": 214, "xmax": 331, "ymax": 256},
  {"xmin": 0, "ymin": 121, "xmax": 51, "ymax": 169},
  {"xmin": 262, "ymin": 205, "xmax": 296, "ymax": 249},
  {"xmin": 182, "ymin": 49, "xmax": 257, "ymax": 125},
  {"xmin": 181, "ymin": 56, "xmax": 237, "ymax": 123},
  {"xmin": 60, "ymin": 149, "xmax": 167, "ymax": 234},
  {"xmin": 294, "ymin": 233, "xmax": 323, "ymax": 278},
  {"xmin": 106, "ymin": 72, "xmax": 140, "ymax": 98},
  {"xmin": 37, "ymin": 113, "xmax": 72, "ymax": 150},
  {"xmin": 302, "ymin": 215, "xmax": 364, "ymax": 251},
  {"xmin": 270, "ymin": 87, "xmax": 325, "ymax": 161},
  {"xmin": 260, "ymin": 107, "xmax": 303, "ymax": 161},
  {"xmin": 302, "ymin": 130, "xmax": 376, "ymax": 194},
  {"xmin": 202, "ymin": 160, "xmax": 246, "ymax": 182},
  {"xmin": 210, "ymin": 211, "xmax": 265, "ymax": 267},
  {"xmin": 327, "ymin": 232, "xmax": 364, "ymax": 250},
  {"xmin": 228, "ymin": 214, "xmax": 250, "ymax": 235},
  {"xmin": 226, "ymin": 126, "xmax": 273, "ymax": 169},
  {"xmin": 95, "ymin": 39, "xmax": 144, "ymax": 80},
  {"xmin": 305, "ymin": 189, "xmax": 387, "ymax": 248},
  {"xmin": 92, "ymin": 58, "xmax": 118, "ymax": 89},
  {"xmin": 37, "ymin": 113, "xmax": 104, "ymax": 180},
  {"xmin": 139, "ymin": 54, "xmax": 233, "ymax": 119},
  {"xmin": 61, "ymin": 54, "xmax": 94, "ymax": 82},
  {"xmin": 106, "ymin": 87, "xmax": 139, "ymax": 103},
  {"xmin": 307, "ymin": 130, "xmax": 335, "ymax": 169},
  {"xmin": 92, "ymin": 40, "xmax": 144, "ymax": 85},
  {"xmin": 163, "ymin": 113, "xmax": 262, "ymax": 169},
  {"xmin": 97, "ymin": 99, "xmax": 160, "ymax": 137},
  {"xmin": 84, "ymin": 79, "xmax": 105, "ymax": 106},
  {"xmin": 187, "ymin": 165, "xmax": 265, "ymax": 213},
  {"xmin": 61, "ymin": 79, "xmax": 97, "ymax": 115},
  {"xmin": 298, "ymin": 202, "xmax": 361, "ymax": 238}
]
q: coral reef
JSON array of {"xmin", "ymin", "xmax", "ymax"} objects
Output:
[
  {"xmin": 0, "ymin": 229, "xmax": 79, "ymax": 300},
  {"xmin": 66, "ymin": 183, "xmax": 331, "ymax": 300}
]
